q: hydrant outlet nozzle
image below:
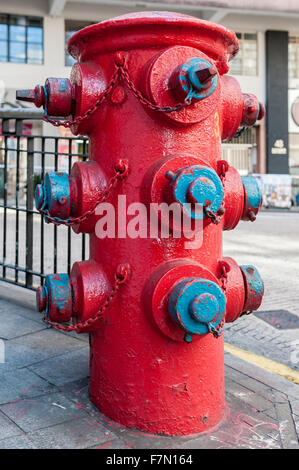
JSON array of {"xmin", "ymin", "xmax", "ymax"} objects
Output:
[
  {"xmin": 170, "ymin": 57, "xmax": 218, "ymax": 101},
  {"xmin": 16, "ymin": 85, "xmax": 45, "ymax": 108},
  {"xmin": 188, "ymin": 64, "xmax": 217, "ymax": 91},
  {"xmin": 241, "ymin": 176, "xmax": 262, "ymax": 222},
  {"xmin": 35, "ymin": 172, "xmax": 71, "ymax": 219},
  {"xmin": 169, "ymin": 277, "xmax": 226, "ymax": 336},
  {"xmin": 17, "ymin": 78, "xmax": 73, "ymax": 117},
  {"xmin": 167, "ymin": 165, "xmax": 223, "ymax": 220},
  {"xmin": 36, "ymin": 273, "xmax": 73, "ymax": 323},
  {"xmin": 240, "ymin": 265, "xmax": 264, "ymax": 313}
]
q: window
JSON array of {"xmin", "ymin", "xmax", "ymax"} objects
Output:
[
  {"xmin": 230, "ymin": 32, "xmax": 258, "ymax": 76},
  {"xmin": 65, "ymin": 20, "xmax": 94, "ymax": 66},
  {"xmin": 289, "ymin": 37, "xmax": 299, "ymax": 79},
  {"xmin": 0, "ymin": 14, "xmax": 43, "ymax": 64}
]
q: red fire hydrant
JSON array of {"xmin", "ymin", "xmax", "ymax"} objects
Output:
[{"xmin": 17, "ymin": 12, "xmax": 265, "ymax": 436}]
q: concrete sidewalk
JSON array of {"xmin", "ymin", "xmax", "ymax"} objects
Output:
[{"xmin": 0, "ymin": 285, "xmax": 298, "ymax": 449}]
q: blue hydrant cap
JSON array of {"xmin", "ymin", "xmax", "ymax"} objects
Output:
[
  {"xmin": 190, "ymin": 293, "xmax": 219, "ymax": 323},
  {"xmin": 167, "ymin": 165, "xmax": 224, "ymax": 220},
  {"xmin": 168, "ymin": 277, "xmax": 226, "ymax": 336}
]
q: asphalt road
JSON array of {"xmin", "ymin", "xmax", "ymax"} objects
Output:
[{"xmin": 223, "ymin": 210, "xmax": 299, "ymax": 371}]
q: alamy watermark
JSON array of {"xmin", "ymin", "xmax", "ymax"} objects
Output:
[{"xmin": 94, "ymin": 195, "xmax": 204, "ymax": 249}]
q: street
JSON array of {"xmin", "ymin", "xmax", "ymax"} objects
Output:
[{"xmin": 224, "ymin": 210, "xmax": 299, "ymax": 371}]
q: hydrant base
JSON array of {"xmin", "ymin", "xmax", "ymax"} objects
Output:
[
  {"xmin": 89, "ymin": 331, "xmax": 226, "ymax": 436},
  {"xmin": 89, "ymin": 394, "xmax": 227, "ymax": 437}
]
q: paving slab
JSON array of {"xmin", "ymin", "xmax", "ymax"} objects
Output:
[
  {"xmin": 28, "ymin": 347, "xmax": 89, "ymax": 386},
  {"xmin": 0, "ymin": 311, "xmax": 45, "ymax": 341},
  {"xmin": 290, "ymin": 399, "xmax": 299, "ymax": 417},
  {"xmin": 27, "ymin": 417, "xmax": 117, "ymax": 449},
  {"xmin": 0, "ymin": 433, "xmax": 37, "ymax": 449},
  {"xmin": 0, "ymin": 411, "xmax": 23, "ymax": 440},
  {"xmin": 274, "ymin": 402, "xmax": 299, "ymax": 449},
  {"xmin": 0, "ymin": 368, "xmax": 55, "ymax": 405},
  {"xmin": 0, "ymin": 305, "xmax": 297, "ymax": 448},
  {"xmin": 223, "ymin": 393, "xmax": 281, "ymax": 448},
  {"xmin": 0, "ymin": 392, "xmax": 84, "ymax": 433},
  {"xmin": 89, "ymin": 438, "xmax": 133, "ymax": 449},
  {"xmin": 4, "ymin": 328, "xmax": 87, "ymax": 370},
  {"xmin": 0, "ymin": 366, "xmax": 298, "ymax": 449},
  {"xmin": 225, "ymin": 352, "xmax": 299, "ymax": 400},
  {"xmin": 225, "ymin": 378, "xmax": 275, "ymax": 413}
]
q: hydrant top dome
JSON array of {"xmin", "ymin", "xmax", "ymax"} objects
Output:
[{"xmin": 67, "ymin": 11, "xmax": 239, "ymax": 75}]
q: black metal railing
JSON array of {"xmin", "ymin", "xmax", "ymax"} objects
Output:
[{"xmin": 0, "ymin": 110, "xmax": 89, "ymax": 290}]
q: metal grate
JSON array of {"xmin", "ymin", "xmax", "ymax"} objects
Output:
[{"xmin": 0, "ymin": 112, "xmax": 89, "ymax": 290}]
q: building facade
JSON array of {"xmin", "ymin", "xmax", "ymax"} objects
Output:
[{"xmin": 0, "ymin": 0, "xmax": 299, "ymax": 177}]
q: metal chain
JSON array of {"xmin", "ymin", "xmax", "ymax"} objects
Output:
[
  {"xmin": 218, "ymin": 160, "xmax": 229, "ymax": 182},
  {"xmin": 228, "ymin": 126, "xmax": 248, "ymax": 142},
  {"xmin": 43, "ymin": 264, "xmax": 129, "ymax": 333},
  {"xmin": 207, "ymin": 261, "xmax": 230, "ymax": 338},
  {"xmin": 118, "ymin": 63, "xmax": 193, "ymax": 113},
  {"xmin": 203, "ymin": 160, "xmax": 228, "ymax": 225},
  {"xmin": 208, "ymin": 320, "xmax": 224, "ymax": 338},
  {"xmin": 42, "ymin": 66, "xmax": 121, "ymax": 128},
  {"xmin": 40, "ymin": 159, "xmax": 128, "ymax": 226},
  {"xmin": 43, "ymin": 52, "xmax": 194, "ymax": 129},
  {"xmin": 205, "ymin": 207, "xmax": 220, "ymax": 225}
]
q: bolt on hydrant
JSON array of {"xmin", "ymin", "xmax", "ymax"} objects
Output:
[{"xmin": 17, "ymin": 12, "xmax": 265, "ymax": 436}]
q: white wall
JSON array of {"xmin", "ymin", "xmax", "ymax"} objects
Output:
[
  {"xmin": 227, "ymin": 31, "xmax": 266, "ymax": 104},
  {"xmin": 0, "ymin": 1, "xmax": 299, "ymax": 110},
  {"xmin": 0, "ymin": 0, "xmax": 115, "ymax": 100}
]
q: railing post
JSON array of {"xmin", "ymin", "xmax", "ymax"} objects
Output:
[{"xmin": 25, "ymin": 137, "xmax": 34, "ymax": 288}]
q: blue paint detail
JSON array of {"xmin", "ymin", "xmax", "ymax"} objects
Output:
[
  {"xmin": 188, "ymin": 176, "xmax": 217, "ymax": 207},
  {"xmin": 44, "ymin": 273, "xmax": 72, "ymax": 317},
  {"xmin": 169, "ymin": 165, "xmax": 223, "ymax": 219},
  {"xmin": 241, "ymin": 176, "xmax": 261, "ymax": 211},
  {"xmin": 59, "ymin": 78, "xmax": 69, "ymax": 92},
  {"xmin": 240, "ymin": 265, "xmax": 264, "ymax": 300},
  {"xmin": 184, "ymin": 333, "xmax": 193, "ymax": 343},
  {"xmin": 190, "ymin": 293, "xmax": 219, "ymax": 323},
  {"xmin": 169, "ymin": 277, "xmax": 226, "ymax": 336},
  {"xmin": 176, "ymin": 57, "xmax": 218, "ymax": 101},
  {"xmin": 35, "ymin": 184, "xmax": 45, "ymax": 210},
  {"xmin": 35, "ymin": 172, "xmax": 70, "ymax": 219}
]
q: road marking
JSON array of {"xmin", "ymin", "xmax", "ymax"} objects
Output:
[{"xmin": 224, "ymin": 343, "xmax": 299, "ymax": 385}]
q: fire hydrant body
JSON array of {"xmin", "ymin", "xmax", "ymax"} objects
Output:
[{"xmin": 18, "ymin": 12, "xmax": 265, "ymax": 436}]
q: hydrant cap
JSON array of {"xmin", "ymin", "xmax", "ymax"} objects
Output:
[
  {"xmin": 240, "ymin": 265, "xmax": 264, "ymax": 312},
  {"xmin": 170, "ymin": 165, "xmax": 224, "ymax": 219},
  {"xmin": 35, "ymin": 172, "xmax": 71, "ymax": 219},
  {"xmin": 67, "ymin": 11, "xmax": 239, "ymax": 75},
  {"xmin": 40, "ymin": 273, "xmax": 73, "ymax": 322},
  {"xmin": 169, "ymin": 277, "xmax": 226, "ymax": 335}
]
